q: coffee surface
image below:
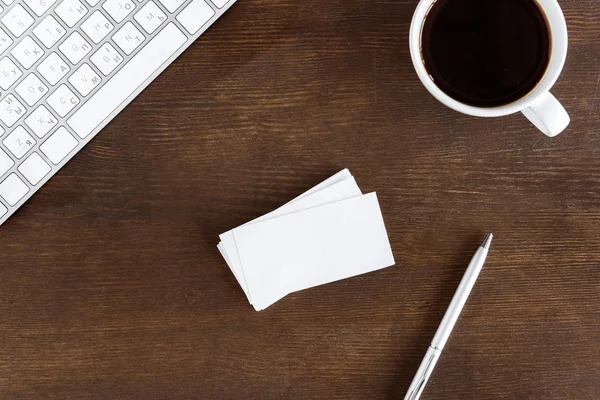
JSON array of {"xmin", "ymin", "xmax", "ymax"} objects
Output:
[{"xmin": 421, "ymin": 0, "xmax": 550, "ymax": 107}]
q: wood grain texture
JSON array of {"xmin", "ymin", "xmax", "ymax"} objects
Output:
[{"xmin": 1, "ymin": 0, "xmax": 599, "ymax": 399}]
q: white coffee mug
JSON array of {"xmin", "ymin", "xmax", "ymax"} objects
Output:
[{"xmin": 409, "ymin": 0, "xmax": 570, "ymax": 137}]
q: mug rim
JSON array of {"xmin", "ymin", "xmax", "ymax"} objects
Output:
[{"xmin": 409, "ymin": 0, "xmax": 569, "ymax": 117}]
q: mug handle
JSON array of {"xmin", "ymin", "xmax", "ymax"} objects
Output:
[{"xmin": 521, "ymin": 92, "xmax": 570, "ymax": 137}]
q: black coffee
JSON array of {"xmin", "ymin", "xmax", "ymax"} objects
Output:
[{"xmin": 421, "ymin": 0, "xmax": 550, "ymax": 107}]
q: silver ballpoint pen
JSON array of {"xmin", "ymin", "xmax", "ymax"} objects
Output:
[{"xmin": 403, "ymin": 233, "xmax": 493, "ymax": 400}]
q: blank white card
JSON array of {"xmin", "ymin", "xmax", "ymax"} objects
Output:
[
  {"xmin": 233, "ymin": 192, "xmax": 395, "ymax": 311},
  {"xmin": 219, "ymin": 175, "xmax": 362, "ymax": 300}
]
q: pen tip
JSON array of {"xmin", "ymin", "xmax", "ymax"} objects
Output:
[{"xmin": 481, "ymin": 233, "xmax": 493, "ymax": 250}]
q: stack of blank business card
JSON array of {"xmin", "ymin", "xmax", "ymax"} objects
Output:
[{"xmin": 218, "ymin": 169, "xmax": 395, "ymax": 311}]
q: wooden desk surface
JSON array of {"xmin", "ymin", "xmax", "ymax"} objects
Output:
[{"xmin": 2, "ymin": 1, "xmax": 599, "ymax": 399}]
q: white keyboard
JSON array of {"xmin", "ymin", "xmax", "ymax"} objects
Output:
[{"xmin": 0, "ymin": 0, "xmax": 235, "ymax": 226}]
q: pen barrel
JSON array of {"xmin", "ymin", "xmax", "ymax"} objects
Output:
[
  {"xmin": 403, "ymin": 346, "xmax": 442, "ymax": 400},
  {"xmin": 431, "ymin": 247, "xmax": 488, "ymax": 349}
]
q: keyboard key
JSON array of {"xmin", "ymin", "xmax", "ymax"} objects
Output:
[
  {"xmin": 2, "ymin": 5, "xmax": 35, "ymax": 37},
  {"xmin": 11, "ymin": 36, "xmax": 44, "ymax": 69},
  {"xmin": 46, "ymin": 84, "xmax": 79, "ymax": 117},
  {"xmin": 211, "ymin": 0, "xmax": 229, "ymax": 8},
  {"xmin": 0, "ymin": 28, "xmax": 13, "ymax": 55},
  {"xmin": 37, "ymin": 53, "xmax": 70, "ymax": 85},
  {"xmin": 81, "ymin": 10, "xmax": 114, "ymax": 44},
  {"xmin": 0, "ymin": 148, "xmax": 15, "ymax": 177},
  {"xmin": 68, "ymin": 63, "xmax": 101, "ymax": 96},
  {"xmin": 25, "ymin": 105, "xmax": 57, "ymax": 138},
  {"xmin": 24, "ymin": 0, "xmax": 58, "ymax": 17},
  {"xmin": 33, "ymin": 15, "xmax": 67, "ymax": 48},
  {"xmin": 15, "ymin": 74, "xmax": 49, "ymax": 106},
  {"xmin": 68, "ymin": 23, "xmax": 186, "ymax": 138},
  {"xmin": 40, "ymin": 127, "xmax": 78, "ymax": 164},
  {"xmin": 0, "ymin": 94, "xmax": 26, "ymax": 127},
  {"xmin": 158, "ymin": 0, "xmax": 186, "ymax": 13},
  {"xmin": 0, "ymin": 202, "xmax": 6, "ymax": 218},
  {"xmin": 90, "ymin": 43, "xmax": 123, "ymax": 75},
  {"xmin": 0, "ymin": 57, "xmax": 22, "ymax": 90},
  {"xmin": 0, "ymin": 174, "xmax": 29, "ymax": 206},
  {"xmin": 18, "ymin": 152, "xmax": 51, "ymax": 185},
  {"xmin": 135, "ymin": 1, "xmax": 167, "ymax": 34},
  {"xmin": 2, "ymin": 126, "xmax": 36, "ymax": 158},
  {"xmin": 177, "ymin": 0, "xmax": 215, "ymax": 35},
  {"xmin": 55, "ymin": 0, "xmax": 88, "ymax": 28},
  {"xmin": 113, "ymin": 22, "xmax": 144, "ymax": 55},
  {"xmin": 59, "ymin": 32, "xmax": 92, "ymax": 64},
  {"xmin": 103, "ymin": 0, "xmax": 135, "ymax": 23}
]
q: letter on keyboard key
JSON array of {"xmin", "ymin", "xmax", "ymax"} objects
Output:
[
  {"xmin": 16, "ymin": 74, "xmax": 49, "ymax": 106},
  {"xmin": 90, "ymin": 43, "xmax": 123, "ymax": 75},
  {"xmin": 40, "ymin": 127, "xmax": 78, "ymax": 164},
  {"xmin": 11, "ymin": 36, "xmax": 44, "ymax": 69},
  {"xmin": 0, "ymin": 94, "xmax": 26, "ymax": 127},
  {"xmin": 0, "ymin": 148, "xmax": 15, "ymax": 177},
  {"xmin": 55, "ymin": 0, "xmax": 88, "ymax": 28},
  {"xmin": 135, "ymin": 1, "xmax": 167, "ymax": 34},
  {"xmin": 81, "ymin": 10, "xmax": 114, "ymax": 44},
  {"xmin": 69, "ymin": 63, "xmax": 101, "ymax": 96},
  {"xmin": 59, "ymin": 32, "xmax": 92, "ymax": 65},
  {"xmin": 3, "ymin": 126, "xmax": 36, "ymax": 159},
  {"xmin": 0, "ymin": 173, "xmax": 29, "ymax": 206},
  {"xmin": 18, "ymin": 152, "xmax": 51, "ymax": 185},
  {"xmin": 177, "ymin": 0, "xmax": 215, "ymax": 35},
  {"xmin": 2, "ymin": 5, "xmax": 34, "ymax": 37},
  {"xmin": 25, "ymin": 105, "xmax": 58, "ymax": 138},
  {"xmin": 68, "ymin": 23, "xmax": 186, "ymax": 139},
  {"xmin": 103, "ymin": 0, "xmax": 136, "ymax": 23},
  {"xmin": 37, "ymin": 53, "xmax": 71, "ymax": 86},
  {"xmin": 113, "ymin": 22, "xmax": 145, "ymax": 55},
  {"xmin": 46, "ymin": 84, "xmax": 79, "ymax": 117},
  {"xmin": 0, "ymin": 57, "xmax": 22, "ymax": 90},
  {"xmin": 33, "ymin": 16, "xmax": 67, "ymax": 48}
]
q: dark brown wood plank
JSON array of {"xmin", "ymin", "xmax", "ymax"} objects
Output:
[{"xmin": 1, "ymin": 0, "xmax": 599, "ymax": 399}]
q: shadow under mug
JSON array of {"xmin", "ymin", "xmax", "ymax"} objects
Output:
[{"xmin": 409, "ymin": 0, "xmax": 570, "ymax": 137}]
